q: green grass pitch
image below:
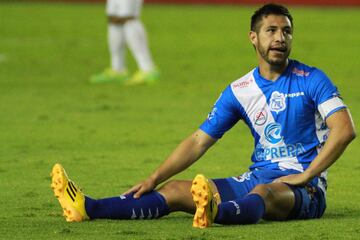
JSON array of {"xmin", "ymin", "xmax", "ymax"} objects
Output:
[{"xmin": 0, "ymin": 2, "xmax": 359, "ymax": 239}]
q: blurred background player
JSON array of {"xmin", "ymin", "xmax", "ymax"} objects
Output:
[{"xmin": 90, "ymin": 0, "xmax": 159, "ymax": 85}]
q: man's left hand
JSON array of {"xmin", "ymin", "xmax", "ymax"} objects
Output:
[{"xmin": 273, "ymin": 172, "xmax": 311, "ymax": 186}]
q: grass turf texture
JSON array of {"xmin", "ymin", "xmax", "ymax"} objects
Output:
[{"xmin": 0, "ymin": 2, "xmax": 360, "ymax": 239}]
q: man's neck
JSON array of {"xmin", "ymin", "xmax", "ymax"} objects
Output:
[{"xmin": 258, "ymin": 59, "xmax": 289, "ymax": 81}]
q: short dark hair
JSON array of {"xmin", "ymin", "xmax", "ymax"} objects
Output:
[{"xmin": 251, "ymin": 4, "xmax": 293, "ymax": 32}]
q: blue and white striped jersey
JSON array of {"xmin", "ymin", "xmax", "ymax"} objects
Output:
[{"xmin": 200, "ymin": 59, "xmax": 346, "ymax": 173}]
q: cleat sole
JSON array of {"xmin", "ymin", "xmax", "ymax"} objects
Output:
[{"xmin": 191, "ymin": 174, "xmax": 211, "ymax": 228}]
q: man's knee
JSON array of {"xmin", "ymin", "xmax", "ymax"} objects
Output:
[
  {"xmin": 159, "ymin": 180, "xmax": 186, "ymax": 196},
  {"xmin": 157, "ymin": 180, "xmax": 194, "ymax": 213},
  {"xmin": 251, "ymin": 183, "xmax": 295, "ymax": 220},
  {"xmin": 251, "ymin": 184, "xmax": 274, "ymax": 199},
  {"xmin": 108, "ymin": 16, "xmax": 135, "ymax": 24}
]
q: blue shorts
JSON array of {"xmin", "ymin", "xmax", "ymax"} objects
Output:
[{"xmin": 212, "ymin": 169, "xmax": 326, "ymax": 220}]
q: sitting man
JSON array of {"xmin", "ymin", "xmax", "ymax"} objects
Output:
[{"xmin": 51, "ymin": 4, "xmax": 355, "ymax": 228}]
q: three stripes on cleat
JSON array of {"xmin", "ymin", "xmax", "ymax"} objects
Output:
[{"xmin": 66, "ymin": 181, "xmax": 78, "ymax": 202}]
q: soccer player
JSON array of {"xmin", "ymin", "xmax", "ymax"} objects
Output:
[
  {"xmin": 90, "ymin": 0, "xmax": 159, "ymax": 85},
  {"xmin": 51, "ymin": 4, "xmax": 356, "ymax": 227}
]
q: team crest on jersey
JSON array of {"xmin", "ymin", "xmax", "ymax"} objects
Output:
[
  {"xmin": 254, "ymin": 108, "xmax": 268, "ymax": 126},
  {"xmin": 270, "ymin": 91, "xmax": 286, "ymax": 113}
]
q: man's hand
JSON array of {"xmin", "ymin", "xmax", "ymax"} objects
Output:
[
  {"xmin": 123, "ymin": 177, "xmax": 157, "ymax": 199},
  {"xmin": 273, "ymin": 172, "xmax": 311, "ymax": 186},
  {"xmin": 123, "ymin": 130, "xmax": 216, "ymax": 199}
]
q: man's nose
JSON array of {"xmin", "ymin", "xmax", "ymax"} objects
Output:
[{"xmin": 275, "ymin": 30, "xmax": 285, "ymax": 42}]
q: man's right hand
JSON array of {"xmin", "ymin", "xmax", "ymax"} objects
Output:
[
  {"xmin": 123, "ymin": 177, "xmax": 157, "ymax": 199},
  {"xmin": 123, "ymin": 129, "xmax": 216, "ymax": 199}
]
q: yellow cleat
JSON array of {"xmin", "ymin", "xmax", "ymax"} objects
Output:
[
  {"xmin": 50, "ymin": 163, "xmax": 89, "ymax": 222},
  {"xmin": 191, "ymin": 174, "xmax": 220, "ymax": 228}
]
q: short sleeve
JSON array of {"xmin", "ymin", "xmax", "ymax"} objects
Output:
[
  {"xmin": 307, "ymin": 69, "xmax": 346, "ymax": 119},
  {"xmin": 199, "ymin": 85, "xmax": 241, "ymax": 139}
]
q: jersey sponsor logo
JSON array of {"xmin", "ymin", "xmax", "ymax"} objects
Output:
[
  {"xmin": 269, "ymin": 91, "xmax": 286, "ymax": 113},
  {"xmin": 233, "ymin": 78, "xmax": 254, "ymax": 88},
  {"xmin": 254, "ymin": 108, "xmax": 268, "ymax": 126},
  {"xmin": 255, "ymin": 122, "xmax": 306, "ymax": 161},
  {"xmin": 264, "ymin": 123, "xmax": 282, "ymax": 144},
  {"xmin": 292, "ymin": 67, "xmax": 310, "ymax": 77},
  {"xmin": 255, "ymin": 142, "xmax": 305, "ymax": 160}
]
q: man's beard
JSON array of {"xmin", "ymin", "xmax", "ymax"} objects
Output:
[{"xmin": 258, "ymin": 43, "xmax": 290, "ymax": 66}]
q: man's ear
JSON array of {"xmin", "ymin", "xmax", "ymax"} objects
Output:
[{"xmin": 249, "ymin": 31, "xmax": 257, "ymax": 46}]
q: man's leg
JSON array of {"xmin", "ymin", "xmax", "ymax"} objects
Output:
[
  {"xmin": 120, "ymin": 0, "xmax": 159, "ymax": 85},
  {"xmin": 214, "ymin": 182, "xmax": 294, "ymax": 225},
  {"xmin": 85, "ymin": 192, "xmax": 169, "ymax": 220},
  {"xmin": 104, "ymin": 14, "xmax": 157, "ymax": 75},
  {"xmin": 191, "ymin": 174, "xmax": 296, "ymax": 228},
  {"xmin": 85, "ymin": 180, "xmax": 195, "ymax": 220},
  {"xmin": 123, "ymin": 18, "xmax": 155, "ymax": 72},
  {"xmin": 89, "ymin": 16, "xmax": 132, "ymax": 84},
  {"xmin": 91, "ymin": 0, "xmax": 158, "ymax": 85},
  {"xmin": 250, "ymin": 182, "xmax": 295, "ymax": 220},
  {"xmin": 50, "ymin": 164, "xmax": 195, "ymax": 222},
  {"xmin": 106, "ymin": 0, "xmax": 143, "ymax": 73},
  {"xmin": 89, "ymin": 16, "xmax": 135, "ymax": 83},
  {"xmin": 90, "ymin": 0, "xmax": 134, "ymax": 83},
  {"xmin": 107, "ymin": 18, "xmax": 127, "ymax": 73},
  {"xmin": 157, "ymin": 180, "xmax": 195, "ymax": 213}
]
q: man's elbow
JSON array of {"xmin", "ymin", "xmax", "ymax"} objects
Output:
[
  {"xmin": 348, "ymin": 129, "xmax": 356, "ymax": 142},
  {"xmin": 343, "ymin": 127, "xmax": 356, "ymax": 145}
]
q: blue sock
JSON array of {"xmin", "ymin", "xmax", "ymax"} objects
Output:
[
  {"xmin": 85, "ymin": 191, "xmax": 170, "ymax": 220},
  {"xmin": 215, "ymin": 194, "xmax": 265, "ymax": 224}
]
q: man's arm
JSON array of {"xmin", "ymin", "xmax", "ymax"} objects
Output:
[
  {"xmin": 125, "ymin": 129, "xmax": 217, "ymax": 198},
  {"xmin": 275, "ymin": 109, "xmax": 356, "ymax": 185}
]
